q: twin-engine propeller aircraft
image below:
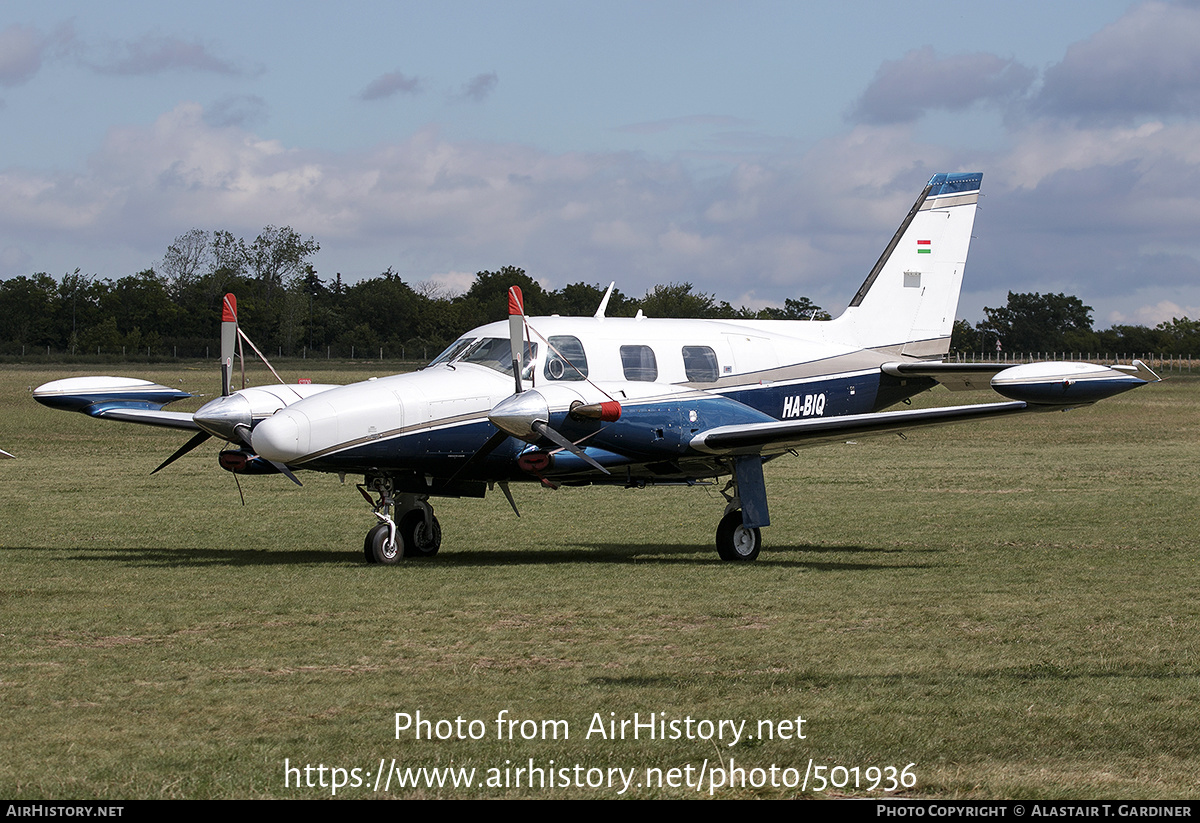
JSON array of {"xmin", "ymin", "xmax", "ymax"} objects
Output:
[{"xmin": 34, "ymin": 172, "xmax": 1160, "ymax": 563}]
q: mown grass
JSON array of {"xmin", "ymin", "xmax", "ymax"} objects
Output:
[{"xmin": 1, "ymin": 363, "xmax": 1198, "ymax": 798}]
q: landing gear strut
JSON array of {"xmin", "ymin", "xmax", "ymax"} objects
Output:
[
  {"xmin": 715, "ymin": 460, "xmax": 767, "ymax": 561},
  {"xmin": 360, "ymin": 476, "xmax": 442, "ymax": 563}
]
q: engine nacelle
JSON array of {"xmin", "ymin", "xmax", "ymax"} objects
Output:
[
  {"xmin": 218, "ymin": 449, "xmax": 281, "ymax": 475},
  {"xmin": 991, "ymin": 361, "xmax": 1155, "ymax": 406},
  {"xmin": 33, "ymin": 376, "xmax": 191, "ymax": 414}
]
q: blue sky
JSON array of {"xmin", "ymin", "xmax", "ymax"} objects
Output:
[{"xmin": 3, "ymin": 0, "xmax": 1199, "ymax": 327}]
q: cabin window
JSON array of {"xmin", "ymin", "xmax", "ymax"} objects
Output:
[
  {"xmin": 460, "ymin": 337, "xmax": 538, "ymax": 380},
  {"xmin": 682, "ymin": 346, "xmax": 719, "ymax": 382},
  {"xmin": 544, "ymin": 335, "xmax": 588, "ymax": 381},
  {"xmin": 620, "ymin": 345, "xmax": 658, "ymax": 381}
]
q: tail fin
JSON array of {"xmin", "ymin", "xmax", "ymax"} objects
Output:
[{"xmin": 832, "ymin": 172, "xmax": 981, "ymax": 357}]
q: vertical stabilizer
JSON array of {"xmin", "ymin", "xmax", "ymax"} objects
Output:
[
  {"xmin": 833, "ymin": 173, "xmax": 981, "ymax": 357},
  {"xmin": 220, "ymin": 294, "xmax": 238, "ymax": 397}
]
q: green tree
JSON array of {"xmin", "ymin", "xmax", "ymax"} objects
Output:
[
  {"xmin": 59, "ymin": 269, "xmax": 106, "ymax": 351},
  {"xmin": 0, "ymin": 273, "xmax": 61, "ymax": 349},
  {"xmin": 160, "ymin": 229, "xmax": 212, "ymax": 300},
  {"xmin": 340, "ymin": 268, "xmax": 422, "ymax": 349},
  {"xmin": 103, "ymin": 270, "xmax": 178, "ymax": 341},
  {"xmin": 980, "ymin": 292, "xmax": 1095, "ymax": 353},
  {"xmin": 950, "ymin": 318, "xmax": 979, "ymax": 352},
  {"xmin": 553, "ymin": 282, "xmax": 635, "ymax": 317},
  {"xmin": 457, "ymin": 267, "xmax": 551, "ymax": 322},
  {"xmin": 210, "ymin": 226, "xmax": 319, "ymax": 310},
  {"xmin": 638, "ymin": 282, "xmax": 719, "ymax": 318},
  {"xmin": 757, "ymin": 296, "xmax": 831, "ymax": 321},
  {"xmin": 1154, "ymin": 317, "xmax": 1200, "ymax": 355}
]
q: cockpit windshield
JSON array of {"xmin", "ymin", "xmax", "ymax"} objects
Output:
[
  {"xmin": 427, "ymin": 338, "xmax": 476, "ymax": 368},
  {"xmin": 428, "ymin": 336, "xmax": 538, "ymax": 380}
]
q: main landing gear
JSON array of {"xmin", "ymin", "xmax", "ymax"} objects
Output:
[
  {"xmin": 715, "ymin": 460, "xmax": 767, "ymax": 561},
  {"xmin": 360, "ymin": 476, "xmax": 442, "ymax": 564},
  {"xmin": 716, "ymin": 508, "xmax": 761, "ymax": 561}
]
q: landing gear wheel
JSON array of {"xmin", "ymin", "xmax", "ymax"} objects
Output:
[
  {"xmin": 365, "ymin": 522, "xmax": 403, "ymax": 564},
  {"xmin": 716, "ymin": 509, "xmax": 761, "ymax": 561},
  {"xmin": 399, "ymin": 510, "xmax": 442, "ymax": 558}
]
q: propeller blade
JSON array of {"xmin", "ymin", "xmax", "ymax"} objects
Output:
[
  {"xmin": 151, "ymin": 430, "xmax": 212, "ymax": 474},
  {"xmin": 498, "ymin": 481, "xmax": 520, "ymax": 518},
  {"xmin": 232, "ymin": 423, "xmax": 254, "ymax": 449},
  {"xmin": 508, "ymin": 285, "xmax": 525, "ymax": 394},
  {"xmin": 267, "ymin": 458, "xmax": 303, "ymax": 486},
  {"xmin": 221, "ymin": 293, "xmax": 238, "ymax": 396},
  {"xmin": 448, "ymin": 428, "xmax": 512, "ymax": 484},
  {"xmin": 531, "ymin": 420, "xmax": 610, "ymax": 475}
]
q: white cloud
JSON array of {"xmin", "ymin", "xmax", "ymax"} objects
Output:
[
  {"xmin": 1035, "ymin": 1, "xmax": 1200, "ymax": 121},
  {"xmin": 850, "ymin": 46, "xmax": 1035, "ymax": 124},
  {"xmin": 0, "ymin": 25, "xmax": 46, "ymax": 87},
  {"xmin": 359, "ymin": 71, "xmax": 422, "ymax": 100},
  {"xmin": 89, "ymin": 34, "xmax": 257, "ymax": 77},
  {"xmin": 1108, "ymin": 300, "xmax": 1200, "ymax": 327},
  {"xmin": 0, "ymin": 22, "xmax": 74, "ymax": 88},
  {"xmin": 9, "ymin": 6, "xmax": 1200, "ymax": 332},
  {"xmin": 458, "ymin": 72, "xmax": 498, "ymax": 103}
]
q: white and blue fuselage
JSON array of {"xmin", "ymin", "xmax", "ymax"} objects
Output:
[{"xmin": 249, "ymin": 314, "xmax": 917, "ymax": 492}]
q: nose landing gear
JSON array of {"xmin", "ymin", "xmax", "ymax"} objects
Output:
[{"xmin": 359, "ymin": 476, "xmax": 442, "ymax": 563}]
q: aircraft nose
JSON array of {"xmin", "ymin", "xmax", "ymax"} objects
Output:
[{"xmin": 252, "ymin": 410, "xmax": 306, "ymax": 462}]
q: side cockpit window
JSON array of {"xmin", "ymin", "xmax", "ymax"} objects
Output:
[
  {"xmin": 544, "ymin": 335, "xmax": 588, "ymax": 381},
  {"xmin": 682, "ymin": 346, "xmax": 719, "ymax": 382},
  {"xmin": 620, "ymin": 345, "xmax": 658, "ymax": 381}
]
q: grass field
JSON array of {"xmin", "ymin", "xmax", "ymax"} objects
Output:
[{"xmin": 2, "ymin": 362, "xmax": 1198, "ymax": 799}]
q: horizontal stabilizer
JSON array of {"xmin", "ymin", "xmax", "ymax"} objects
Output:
[{"xmin": 882, "ymin": 361, "xmax": 1010, "ymax": 392}]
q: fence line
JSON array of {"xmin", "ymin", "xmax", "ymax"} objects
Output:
[{"xmin": 953, "ymin": 352, "xmax": 1195, "ymax": 372}]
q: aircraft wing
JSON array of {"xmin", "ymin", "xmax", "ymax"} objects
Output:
[
  {"xmin": 0, "ymin": 448, "xmax": 13, "ymax": 459},
  {"xmin": 880, "ymin": 359, "xmax": 1160, "ymax": 393},
  {"xmin": 87, "ymin": 408, "xmax": 202, "ymax": 430},
  {"xmin": 692, "ymin": 358, "xmax": 1160, "ymax": 456},
  {"xmin": 33, "ymin": 377, "xmax": 201, "ymax": 431},
  {"xmin": 690, "ymin": 400, "xmax": 1030, "ymax": 456}
]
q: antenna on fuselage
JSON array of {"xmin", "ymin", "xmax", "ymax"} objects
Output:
[{"xmin": 594, "ymin": 281, "xmax": 616, "ymax": 319}]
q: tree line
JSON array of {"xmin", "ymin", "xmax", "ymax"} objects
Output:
[
  {"xmin": 951, "ymin": 291, "xmax": 1199, "ymax": 356},
  {"xmin": 0, "ymin": 226, "xmax": 830, "ymax": 360},
  {"xmin": 1, "ymin": 225, "xmax": 1195, "ymax": 359}
]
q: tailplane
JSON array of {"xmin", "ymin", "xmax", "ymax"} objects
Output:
[{"xmin": 829, "ymin": 172, "xmax": 981, "ymax": 357}]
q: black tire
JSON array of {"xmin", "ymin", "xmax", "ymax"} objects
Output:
[
  {"xmin": 399, "ymin": 510, "xmax": 442, "ymax": 558},
  {"xmin": 365, "ymin": 522, "xmax": 403, "ymax": 564},
  {"xmin": 716, "ymin": 509, "xmax": 761, "ymax": 561},
  {"xmin": 364, "ymin": 525, "xmax": 379, "ymax": 563}
]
